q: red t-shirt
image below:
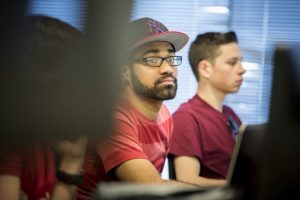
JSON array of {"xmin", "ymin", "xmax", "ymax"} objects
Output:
[
  {"xmin": 77, "ymin": 98, "xmax": 173, "ymax": 199},
  {"xmin": 0, "ymin": 143, "xmax": 56, "ymax": 200},
  {"xmin": 169, "ymin": 95, "xmax": 241, "ymax": 179}
]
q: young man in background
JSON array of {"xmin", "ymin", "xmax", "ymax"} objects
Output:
[{"xmin": 169, "ymin": 31, "xmax": 246, "ymax": 187}]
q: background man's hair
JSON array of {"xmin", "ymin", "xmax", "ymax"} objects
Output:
[{"xmin": 188, "ymin": 31, "xmax": 238, "ymax": 81}]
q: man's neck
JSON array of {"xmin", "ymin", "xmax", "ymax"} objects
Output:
[
  {"xmin": 123, "ymin": 88, "xmax": 163, "ymax": 120},
  {"xmin": 197, "ymin": 83, "xmax": 226, "ymax": 112}
]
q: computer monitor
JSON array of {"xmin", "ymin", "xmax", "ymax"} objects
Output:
[
  {"xmin": 226, "ymin": 123, "xmax": 267, "ymax": 200},
  {"xmin": 256, "ymin": 44, "xmax": 300, "ymax": 200}
]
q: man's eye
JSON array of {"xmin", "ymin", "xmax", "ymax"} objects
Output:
[
  {"xmin": 148, "ymin": 58, "xmax": 159, "ymax": 63},
  {"xmin": 227, "ymin": 61, "xmax": 237, "ymax": 66}
]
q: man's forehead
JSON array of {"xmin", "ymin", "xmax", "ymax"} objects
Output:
[
  {"xmin": 218, "ymin": 42, "xmax": 242, "ymax": 58},
  {"xmin": 219, "ymin": 42, "xmax": 239, "ymax": 51},
  {"xmin": 138, "ymin": 42, "xmax": 174, "ymax": 54},
  {"xmin": 143, "ymin": 41, "xmax": 173, "ymax": 49}
]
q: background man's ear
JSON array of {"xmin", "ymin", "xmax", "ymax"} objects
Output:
[{"xmin": 198, "ymin": 60, "xmax": 212, "ymax": 79}]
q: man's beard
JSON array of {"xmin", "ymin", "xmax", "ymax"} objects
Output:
[{"xmin": 130, "ymin": 70, "xmax": 177, "ymax": 101}]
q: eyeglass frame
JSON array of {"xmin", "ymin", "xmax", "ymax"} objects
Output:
[{"xmin": 133, "ymin": 56, "xmax": 182, "ymax": 68}]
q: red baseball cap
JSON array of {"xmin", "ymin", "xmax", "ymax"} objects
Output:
[{"xmin": 127, "ymin": 17, "xmax": 189, "ymax": 52}]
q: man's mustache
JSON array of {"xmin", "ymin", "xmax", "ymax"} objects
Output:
[{"xmin": 155, "ymin": 75, "xmax": 177, "ymax": 85}]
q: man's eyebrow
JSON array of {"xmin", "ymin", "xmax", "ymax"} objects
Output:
[
  {"xmin": 227, "ymin": 56, "xmax": 243, "ymax": 61},
  {"xmin": 143, "ymin": 49, "xmax": 159, "ymax": 56},
  {"xmin": 168, "ymin": 48, "xmax": 175, "ymax": 53},
  {"xmin": 142, "ymin": 46, "xmax": 175, "ymax": 56}
]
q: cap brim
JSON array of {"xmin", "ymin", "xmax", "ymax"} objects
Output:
[{"xmin": 131, "ymin": 31, "xmax": 189, "ymax": 52}]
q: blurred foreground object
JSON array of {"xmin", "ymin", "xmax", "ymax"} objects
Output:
[{"xmin": 0, "ymin": 0, "xmax": 131, "ymax": 149}]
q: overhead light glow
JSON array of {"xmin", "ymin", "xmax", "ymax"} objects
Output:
[{"xmin": 203, "ymin": 6, "xmax": 229, "ymax": 14}]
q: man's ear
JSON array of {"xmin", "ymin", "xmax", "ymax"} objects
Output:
[
  {"xmin": 121, "ymin": 64, "xmax": 130, "ymax": 85},
  {"xmin": 197, "ymin": 60, "xmax": 212, "ymax": 79}
]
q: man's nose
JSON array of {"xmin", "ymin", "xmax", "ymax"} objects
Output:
[
  {"xmin": 159, "ymin": 60, "xmax": 174, "ymax": 74},
  {"xmin": 239, "ymin": 62, "xmax": 247, "ymax": 75}
]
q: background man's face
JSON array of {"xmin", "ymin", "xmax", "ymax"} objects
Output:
[{"xmin": 209, "ymin": 42, "xmax": 246, "ymax": 94}]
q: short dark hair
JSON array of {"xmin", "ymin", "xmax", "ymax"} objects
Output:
[{"xmin": 188, "ymin": 31, "xmax": 238, "ymax": 81}]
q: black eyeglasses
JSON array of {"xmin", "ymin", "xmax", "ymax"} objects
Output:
[{"xmin": 134, "ymin": 56, "xmax": 182, "ymax": 68}]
